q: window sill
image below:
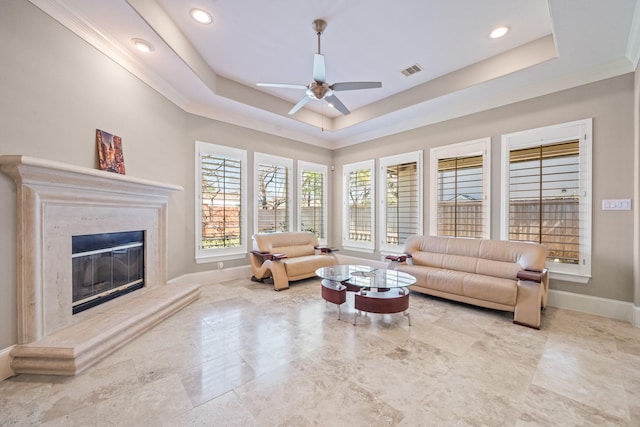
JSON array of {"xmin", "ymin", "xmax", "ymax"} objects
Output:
[
  {"xmin": 196, "ymin": 252, "xmax": 247, "ymax": 264},
  {"xmin": 342, "ymin": 245, "xmax": 375, "ymax": 254},
  {"xmin": 549, "ymin": 270, "xmax": 591, "ymax": 284}
]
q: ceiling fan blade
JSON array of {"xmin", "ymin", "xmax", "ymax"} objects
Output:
[
  {"xmin": 326, "ymin": 94, "xmax": 350, "ymax": 115},
  {"xmin": 288, "ymin": 96, "xmax": 311, "ymax": 115},
  {"xmin": 313, "ymin": 54, "xmax": 326, "ymax": 83},
  {"xmin": 257, "ymin": 83, "xmax": 308, "ymax": 90},
  {"xmin": 330, "ymin": 82, "xmax": 382, "ymax": 91}
]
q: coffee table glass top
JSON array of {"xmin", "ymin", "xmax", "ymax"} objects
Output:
[{"xmin": 316, "ymin": 264, "xmax": 416, "ymax": 289}]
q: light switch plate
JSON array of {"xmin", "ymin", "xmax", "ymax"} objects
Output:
[{"xmin": 602, "ymin": 199, "xmax": 631, "ymax": 210}]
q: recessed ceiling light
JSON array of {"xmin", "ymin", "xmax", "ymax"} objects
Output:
[
  {"xmin": 490, "ymin": 26, "xmax": 509, "ymax": 39},
  {"xmin": 190, "ymin": 8, "xmax": 212, "ymax": 24},
  {"xmin": 131, "ymin": 38, "xmax": 154, "ymax": 53}
]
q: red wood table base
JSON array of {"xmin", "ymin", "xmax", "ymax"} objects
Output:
[
  {"xmin": 321, "ymin": 279, "xmax": 347, "ymax": 319},
  {"xmin": 353, "ymin": 288, "xmax": 411, "ymax": 326}
]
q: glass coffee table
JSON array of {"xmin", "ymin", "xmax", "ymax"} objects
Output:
[{"xmin": 316, "ymin": 265, "xmax": 416, "ymax": 325}]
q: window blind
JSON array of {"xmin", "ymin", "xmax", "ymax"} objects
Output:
[
  {"xmin": 200, "ymin": 154, "xmax": 242, "ymax": 248},
  {"xmin": 385, "ymin": 161, "xmax": 418, "ymax": 245},
  {"xmin": 300, "ymin": 170, "xmax": 325, "ymax": 239},
  {"xmin": 508, "ymin": 140, "xmax": 580, "ymax": 264},
  {"xmin": 257, "ymin": 162, "xmax": 289, "ymax": 233},
  {"xmin": 348, "ymin": 168, "xmax": 372, "ymax": 242},
  {"xmin": 437, "ymin": 155, "xmax": 484, "ymax": 238}
]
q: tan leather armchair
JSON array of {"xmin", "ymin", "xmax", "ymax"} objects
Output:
[{"xmin": 250, "ymin": 232, "xmax": 338, "ymax": 291}]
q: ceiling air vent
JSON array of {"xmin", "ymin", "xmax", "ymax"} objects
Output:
[{"xmin": 401, "ymin": 64, "xmax": 423, "ymax": 77}]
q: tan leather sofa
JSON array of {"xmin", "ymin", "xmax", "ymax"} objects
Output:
[
  {"xmin": 250, "ymin": 232, "xmax": 338, "ymax": 291},
  {"xmin": 389, "ymin": 235, "xmax": 549, "ymax": 329}
]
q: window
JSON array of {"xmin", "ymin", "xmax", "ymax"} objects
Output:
[
  {"xmin": 298, "ymin": 161, "xmax": 327, "ymax": 243},
  {"xmin": 343, "ymin": 160, "xmax": 375, "ymax": 252},
  {"xmin": 195, "ymin": 141, "xmax": 247, "ymax": 263},
  {"xmin": 430, "ymin": 138, "xmax": 491, "ymax": 239},
  {"xmin": 501, "ymin": 119, "xmax": 592, "ymax": 282},
  {"xmin": 379, "ymin": 151, "xmax": 422, "ymax": 252},
  {"xmin": 255, "ymin": 153, "xmax": 293, "ymax": 233}
]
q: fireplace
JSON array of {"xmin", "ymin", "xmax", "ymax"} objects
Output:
[
  {"xmin": 0, "ymin": 155, "xmax": 201, "ymax": 376},
  {"xmin": 72, "ymin": 231, "xmax": 145, "ymax": 314}
]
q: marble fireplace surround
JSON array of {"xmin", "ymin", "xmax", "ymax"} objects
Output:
[{"xmin": 0, "ymin": 156, "xmax": 200, "ymax": 375}]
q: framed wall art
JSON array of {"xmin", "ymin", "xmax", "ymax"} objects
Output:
[{"xmin": 96, "ymin": 129, "xmax": 126, "ymax": 174}]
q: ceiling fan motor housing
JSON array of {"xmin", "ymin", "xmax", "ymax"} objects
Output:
[{"xmin": 308, "ymin": 81, "xmax": 331, "ymax": 99}]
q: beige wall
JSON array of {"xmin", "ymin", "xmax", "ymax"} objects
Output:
[
  {"xmin": 332, "ymin": 74, "xmax": 635, "ymax": 303},
  {"xmin": 635, "ymin": 64, "xmax": 640, "ymax": 308}
]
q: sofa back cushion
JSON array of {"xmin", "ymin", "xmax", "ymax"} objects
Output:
[
  {"xmin": 252, "ymin": 232, "xmax": 318, "ymax": 257},
  {"xmin": 403, "ymin": 235, "xmax": 547, "ymax": 280},
  {"xmin": 405, "ymin": 236, "xmax": 480, "ymax": 270}
]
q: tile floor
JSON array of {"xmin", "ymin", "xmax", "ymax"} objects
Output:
[{"xmin": 1, "ymin": 277, "xmax": 639, "ymax": 426}]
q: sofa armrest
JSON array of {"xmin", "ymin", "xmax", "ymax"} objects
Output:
[
  {"xmin": 314, "ymin": 245, "xmax": 339, "ymax": 254},
  {"xmin": 386, "ymin": 254, "xmax": 412, "ymax": 270},
  {"xmin": 517, "ymin": 269, "xmax": 544, "ymax": 283},
  {"xmin": 385, "ymin": 254, "xmax": 412, "ymax": 263},
  {"xmin": 251, "ymin": 251, "xmax": 287, "ymax": 261}
]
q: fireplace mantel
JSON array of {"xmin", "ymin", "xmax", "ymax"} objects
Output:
[
  {"xmin": 0, "ymin": 155, "xmax": 199, "ymax": 375},
  {"xmin": 0, "ymin": 155, "xmax": 182, "ymax": 197}
]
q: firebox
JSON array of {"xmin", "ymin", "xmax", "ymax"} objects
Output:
[{"xmin": 72, "ymin": 231, "xmax": 145, "ymax": 314}]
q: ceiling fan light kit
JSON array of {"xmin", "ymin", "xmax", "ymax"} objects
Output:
[{"xmin": 257, "ymin": 18, "xmax": 382, "ymax": 116}]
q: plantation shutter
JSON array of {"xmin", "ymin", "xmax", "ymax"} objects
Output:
[
  {"xmin": 437, "ymin": 155, "xmax": 484, "ymax": 238},
  {"xmin": 300, "ymin": 170, "xmax": 325, "ymax": 239},
  {"xmin": 508, "ymin": 140, "xmax": 580, "ymax": 264},
  {"xmin": 348, "ymin": 168, "xmax": 372, "ymax": 242},
  {"xmin": 257, "ymin": 162, "xmax": 289, "ymax": 233},
  {"xmin": 200, "ymin": 154, "xmax": 242, "ymax": 248},
  {"xmin": 385, "ymin": 161, "xmax": 419, "ymax": 245}
]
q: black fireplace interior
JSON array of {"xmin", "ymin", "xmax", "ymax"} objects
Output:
[{"xmin": 72, "ymin": 231, "xmax": 145, "ymax": 314}]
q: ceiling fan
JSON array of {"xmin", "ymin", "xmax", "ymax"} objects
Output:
[{"xmin": 257, "ymin": 19, "xmax": 382, "ymax": 116}]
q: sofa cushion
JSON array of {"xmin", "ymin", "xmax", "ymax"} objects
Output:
[
  {"xmin": 441, "ymin": 254, "xmax": 478, "ymax": 274},
  {"xmin": 397, "ymin": 263, "xmax": 465, "ymax": 295},
  {"xmin": 445, "ymin": 237, "xmax": 482, "ymax": 257},
  {"xmin": 425, "ymin": 269, "xmax": 465, "ymax": 295},
  {"xmin": 410, "ymin": 251, "xmax": 446, "ymax": 268},
  {"xmin": 405, "ymin": 235, "xmax": 449, "ymax": 254},
  {"xmin": 394, "ymin": 263, "xmax": 430, "ymax": 285},
  {"xmin": 462, "ymin": 274, "xmax": 517, "ymax": 306},
  {"xmin": 478, "ymin": 239, "xmax": 546, "ymax": 272},
  {"xmin": 253, "ymin": 232, "xmax": 318, "ymax": 254},
  {"xmin": 475, "ymin": 258, "xmax": 521, "ymax": 280},
  {"xmin": 271, "ymin": 244, "xmax": 315, "ymax": 258},
  {"xmin": 283, "ymin": 254, "xmax": 335, "ymax": 277},
  {"xmin": 407, "ymin": 236, "xmax": 483, "ymax": 273}
]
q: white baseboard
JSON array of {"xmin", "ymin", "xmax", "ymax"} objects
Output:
[
  {"xmin": 547, "ymin": 289, "xmax": 636, "ymax": 324},
  {"xmin": 168, "ymin": 265, "xmax": 252, "ymax": 286},
  {"xmin": 0, "ymin": 346, "xmax": 15, "ymax": 381}
]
